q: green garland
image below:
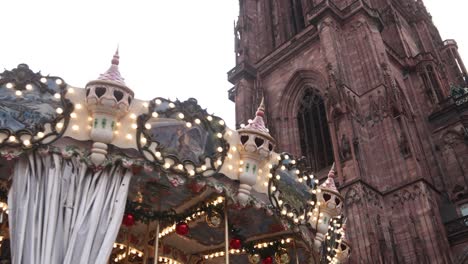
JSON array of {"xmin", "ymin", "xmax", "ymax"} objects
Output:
[{"xmin": 124, "ymin": 199, "xmax": 224, "ymax": 224}]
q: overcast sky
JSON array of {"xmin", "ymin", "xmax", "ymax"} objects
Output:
[{"xmin": 1, "ymin": 0, "xmax": 466, "ymax": 127}]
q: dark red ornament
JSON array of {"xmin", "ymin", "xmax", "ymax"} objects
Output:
[
  {"xmin": 122, "ymin": 213, "xmax": 135, "ymax": 227},
  {"xmin": 131, "ymin": 165, "xmax": 143, "ymax": 175},
  {"xmin": 176, "ymin": 222, "xmax": 189, "ymax": 236},
  {"xmin": 229, "ymin": 238, "xmax": 242, "ymax": 249},
  {"xmin": 262, "ymin": 256, "xmax": 273, "ymax": 264}
]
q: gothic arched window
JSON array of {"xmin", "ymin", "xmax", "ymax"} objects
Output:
[
  {"xmin": 289, "ymin": 0, "xmax": 305, "ymax": 35},
  {"xmin": 297, "ymin": 88, "xmax": 334, "ymax": 172},
  {"xmin": 427, "ymin": 65, "xmax": 443, "ymax": 100}
]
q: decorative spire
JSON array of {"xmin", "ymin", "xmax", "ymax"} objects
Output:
[
  {"xmin": 111, "ymin": 47, "xmax": 120, "ymax": 65},
  {"xmin": 341, "ymin": 222, "xmax": 348, "ymax": 242},
  {"xmin": 321, "ymin": 163, "xmax": 338, "ymax": 192},
  {"xmin": 97, "ymin": 48, "xmax": 126, "ymax": 86},
  {"xmin": 243, "ymin": 98, "xmax": 269, "ymax": 134}
]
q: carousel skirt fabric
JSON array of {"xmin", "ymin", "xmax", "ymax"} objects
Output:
[{"xmin": 8, "ymin": 152, "xmax": 132, "ymax": 264}]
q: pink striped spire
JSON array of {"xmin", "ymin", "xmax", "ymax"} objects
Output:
[
  {"xmin": 321, "ymin": 163, "xmax": 338, "ymax": 192},
  {"xmin": 244, "ymin": 98, "xmax": 269, "ymax": 134},
  {"xmin": 97, "ymin": 48, "xmax": 126, "ymax": 86}
]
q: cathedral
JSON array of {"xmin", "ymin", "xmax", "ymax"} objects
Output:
[{"xmin": 228, "ymin": 0, "xmax": 468, "ymax": 263}]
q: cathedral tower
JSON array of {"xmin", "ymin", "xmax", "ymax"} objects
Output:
[{"xmin": 228, "ymin": 0, "xmax": 468, "ymax": 263}]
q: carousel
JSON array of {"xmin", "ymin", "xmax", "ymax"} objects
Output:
[{"xmin": 0, "ymin": 51, "xmax": 351, "ymax": 264}]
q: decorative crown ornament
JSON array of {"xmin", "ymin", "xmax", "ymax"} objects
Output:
[
  {"xmin": 236, "ymin": 98, "xmax": 275, "ymax": 205},
  {"xmin": 85, "ymin": 49, "xmax": 134, "ymax": 165},
  {"xmin": 334, "ymin": 223, "xmax": 351, "ymax": 263},
  {"xmin": 310, "ymin": 163, "xmax": 343, "ymax": 250}
]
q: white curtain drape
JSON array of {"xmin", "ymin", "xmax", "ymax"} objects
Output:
[{"xmin": 8, "ymin": 152, "xmax": 132, "ymax": 264}]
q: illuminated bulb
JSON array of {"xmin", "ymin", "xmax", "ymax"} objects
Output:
[
  {"xmin": 217, "ymin": 160, "xmax": 222, "ymax": 165},
  {"xmin": 23, "ymin": 139, "xmax": 31, "ymax": 146},
  {"xmin": 6, "ymin": 83, "xmax": 13, "ymax": 89},
  {"xmin": 55, "ymin": 79, "xmax": 63, "ymax": 85},
  {"xmin": 217, "ymin": 147, "xmax": 223, "ymax": 152},
  {"xmin": 201, "ymin": 165, "xmax": 207, "ymax": 170},
  {"xmin": 15, "ymin": 90, "xmax": 22, "ymax": 96},
  {"xmin": 126, "ymin": 134, "xmax": 132, "ymax": 140},
  {"xmin": 56, "ymin": 123, "xmax": 64, "ymax": 129},
  {"xmin": 177, "ymin": 164, "xmax": 184, "ymax": 170},
  {"xmin": 186, "ymin": 122, "xmax": 192, "ymax": 128},
  {"xmin": 219, "ymin": 120, "xmax": 225, "ymax": 125},
  {"xmin": 145, "ymin": 123, "xmax": 151, "ymax": 129},
  {"xmin": 40, "ymin": 77, "xmax": 47, "ymax": 83},
  {"xmin": 54, "ymin": 93, "xmax": 61, "ymax": 99},
  {"xmin": 155, "ymin": 99, "xmax": 162, "ymax": 104},
  {"xmin": 70, "ymin": 112, "xmax": 77, "ymax": 118},
  {"xmin": 281, "ymin": 166, "xmax": 286, "ymax": 170},
  {"xmin": 88, "ymin": 117, "xmax": 93, "ymax": 121},
  {"xmin": 155, "ymin": 152, "xmax": 161, "ymax": 158},
  {"xmin": 26, "ymin": 84, "xmax": 33, "ymax": 90},
  {"xmin": 178, "ymin": 113, "xmax": 184, "ymax": 119},
  {"xmin": 67, "ymin": 87, "xmax": 74, "ymax": 93},
  {"xmin": 189, "ymin": 170, "xmax": 195, "ymax": 176},
  {"xmin": 37, "ymin": 132, "xmax": 44, "ymax": 138},
  {"xmin": 131, "ymin": 124, "xmax": 137, "ymax": 129},
  {"xmin": 169, "ymin": 102, "xmax": 175, "ymax": 108},
  {"xmin": 130, "ymin": 113, "xmax": 137, "ymax": 119},
  {"xmin": 164, "ymin": 163, "xmax": 171, "ymax": 169},
  {"xmin": 227, "ymin": 130, "xmax": 233, "ymax": 136},
  {"xmin": 217, "ymin": 133, "xmax": 223, "ymax": 138},
  {"xmin": 72, "ymin": 125, "xmax": 79, "ymax": 131},
  {"xmin": 194, "ymin": 118, "xmax": 201, "ymax": 124},
  {"xmin": 231, "ymin": 146, "xmax": 237, "ymax": 151},
  {"xmin": 228, "ymin": 165, "xmax": 233, "ymax": 170},
  {"xmin": 56, "ymin": 108, "xmax": 63, "ymax": 114},
  {"xmin": 141, "ymin": 137, "xmax": 147, "ymax": 144},
  {"xmin": 276, "ymin": 175, "xmax": 280, "ymax": 180},
  {"xmin": 263, "ymin": 182, "xmax": 268, "ymax": 187},
  {"xmin": 152, "ymin": 112, "xmax": 158, "ymax": 118},
  {"xmin": 271, "ymin": 186, "xmax": 276, "ymax": 191},
  {"xmin": 207, "ymin": 115, "xmax": 213, "ymax": 121}
]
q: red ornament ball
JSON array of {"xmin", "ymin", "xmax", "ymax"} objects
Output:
[
  {"xmin": 176, "ymin": 222, "xmax": 189, "ymax": 236},
  {"xmin": 229, "ymin": 238, "xmax": 242, "ymax": 249},
  {"xmin": 122, "ymin": 213, "xmax": 135, "ymax": 227},
  {"xmin": 262, "ymin": 256, "xmax": 273, "ymax": 264}
]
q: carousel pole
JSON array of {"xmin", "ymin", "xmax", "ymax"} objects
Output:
[
  {"xmin": 125, "ymin": 227, "xmax": 131, "ymax": 264},
  {"xmin": 143, "ymin": 222, "xmax": 150, "ymax": 264},
  {"xmin": 153, "ymin": 220, "xmax": 160, "ymax": 264},
  {"xmin": 224, "ymin": 198, "xmax": 230, "ymax": 263}
]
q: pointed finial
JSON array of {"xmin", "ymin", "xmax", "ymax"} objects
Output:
[
  {"xmin": 111, "ymin": 47, "xmax": 120, "ymax": 65},
  {"xmin": 256, "ymin": 97, "xmax": 265, "ymax": 117},
  {"xmin": 328, "ymin": 162, "xmax": 336, "ymax": 178}
]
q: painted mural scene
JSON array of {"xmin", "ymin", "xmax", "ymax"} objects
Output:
[{"xmin": 0, "ymin": 0, "xmax": 467, "ymax": 264}]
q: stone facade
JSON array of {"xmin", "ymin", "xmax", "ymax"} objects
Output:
[{"xmin": 228, "ymin": 0, "xmax": 468, "ymax": 263}]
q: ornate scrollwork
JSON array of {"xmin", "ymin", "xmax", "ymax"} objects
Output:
[
  {"xmin": 268, "ymin": 153, "xmax": 318, "ymax": 226},
  {"xmin": 0, "ymin": 64, "xmax": 73, "ymax": 149},
  {"xmin": 136, "ymin": 97, "xmax": 229, "ymax": 177}
]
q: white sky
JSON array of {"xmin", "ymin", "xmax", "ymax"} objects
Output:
[{"xmin": 1, "ymin": 0, "xmax": 466, "ymax": 128}]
